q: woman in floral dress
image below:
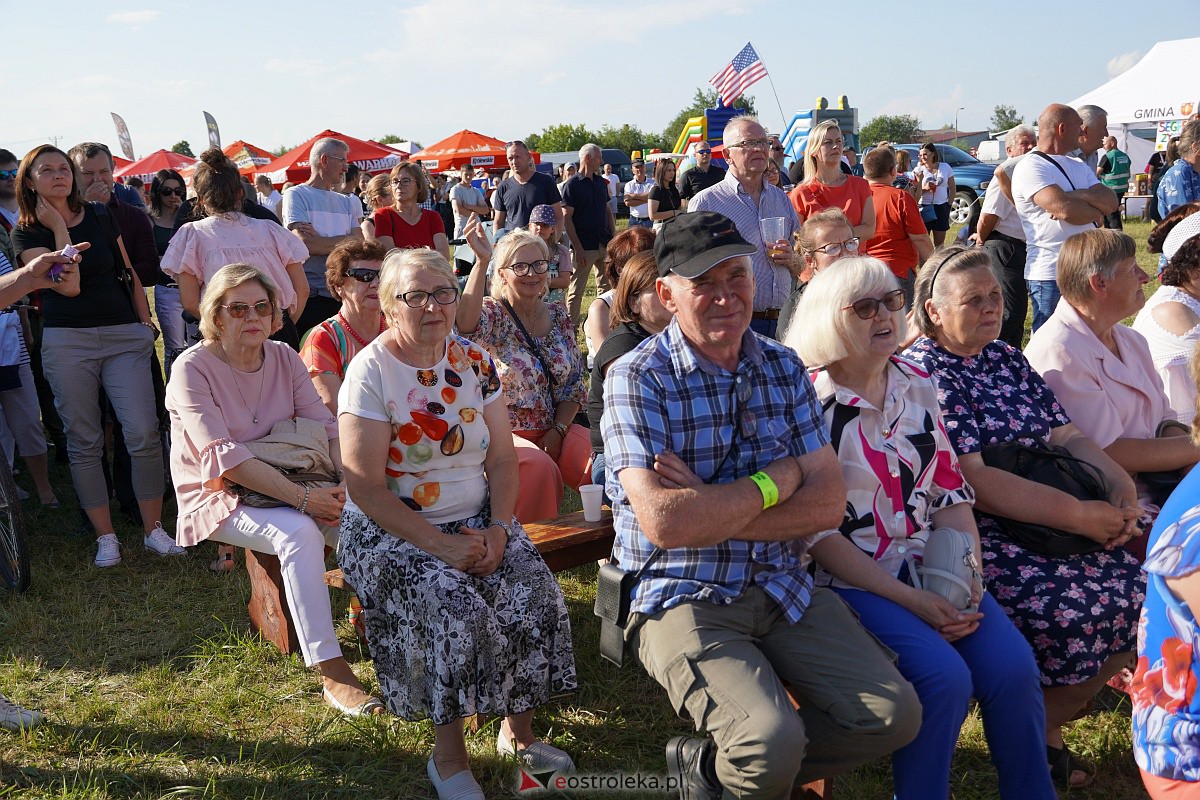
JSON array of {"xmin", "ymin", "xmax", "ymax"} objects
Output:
[
  {"xmin": 338, "ymin": 247, "xmax": 576, "ymax": 800},
  {"xmin": 904, "ymin": 247, "xmax": 1145, "ymax": 790},
  {"xmin": 457, "ymin": 229, "xmax": 591, "ymax": 523}
]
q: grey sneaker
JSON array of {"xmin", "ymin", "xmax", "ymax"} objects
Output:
[
  {"xmin": 0, "ymin": 692, "xmax": 42, "ymax": 732},
  {"xmin": 95, "ymin": 533, "xmax": 121, "ymax": 567},
  {"xmin": 144, "ymin": 523, "xmax": 185, "ymax": 556},
  {"xmin": 666, "ymin": 736, "xmax": 721, "ymax": 800}
]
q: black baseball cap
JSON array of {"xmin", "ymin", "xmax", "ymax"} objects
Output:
[{"xmin": 654, "ymin": 211, "xmax": 755, "ymax": 279}]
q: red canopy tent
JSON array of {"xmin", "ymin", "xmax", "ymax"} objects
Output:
[
  {"xmin": 112, "ymin": 156, "xmax": 132, "ymax": 172},
  {"xmin": 178, "ymin": 140, "xmax": 277, "ymax": 182},
  {"xmin": 260, "ymin": 130, "xmax": 407, "ymax": 186},
  {"xmin": 408, "ymin": 129, "xmax": 538, "ymax": 173},
  {"xmin": 114, "ymin": 150, "xmax": 197, "ymax": 185}
]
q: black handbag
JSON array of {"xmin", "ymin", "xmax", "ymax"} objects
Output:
[
  {"xmin": 594, "ymin": 549, "xmax": 661, "ymax": 667},
  {"xmin": 980, "ymin": 441, "xmax": 1108, "ymax": 557}
]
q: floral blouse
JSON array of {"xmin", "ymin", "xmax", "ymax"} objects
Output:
[
  {"xmin": 1133, "ymin": 467, "xmax": 1200, "ymax": 781},
  {"xmin": 903, "ymin": 337, "xmax": 1071, "ymax": 453},
  {"xmin": 810, "ymin": 356, "xmax": 975, "ymax": 586},
  {"xmin": 468, "ymin": 298, "xmax": 586, "ymax": 432}
]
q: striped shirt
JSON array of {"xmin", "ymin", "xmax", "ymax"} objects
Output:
[
  {"xmin": 689, "ymin": 171, "xmax": 799, "ymax": 311},
  {"xmin": 601, "ymin": 319, "xmax": 829, "ymax": 623}
]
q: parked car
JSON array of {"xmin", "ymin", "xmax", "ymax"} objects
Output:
[{"xmin": 871, "ymin": 143, "xmax": 993, "ymax": 225}]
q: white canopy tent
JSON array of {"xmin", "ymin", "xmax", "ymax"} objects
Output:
[{"xmin": 1069, "ymin": 37, "xmax": 1199, "ymax": 173}]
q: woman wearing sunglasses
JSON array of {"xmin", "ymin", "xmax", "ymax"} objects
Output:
[
  {"xmin": 367, "ymin": 161, "xmax": 449, "ymax": 261},
  {"xmin": 166, "ymin": 262, "xmax": 380, "ymax": 715},
  {"xmin": 148, "ymin": 168, "xmax": 188, "ymax": 375},
  {"xmin": 299, "ymin": 238, "xmax": 389, "ymax": 415},
  {"xmin": 457, "ymin": 229, "xmax": 591, "ymax": 523},
  {"xmin": 161, "ymin": 148, "xmax": 309, "ymax": 349},
  {"xmin": 785, "ymin": 256, "xmax": 1057, "ymax": 799}
]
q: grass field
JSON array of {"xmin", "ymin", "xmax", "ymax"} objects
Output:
[{"xmin": 0, "ymin": 218, "xmax": 1160, "ymax": 799}]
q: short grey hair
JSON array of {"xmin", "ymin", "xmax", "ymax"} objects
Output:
[
  {"xmin": 579, "ymin": 143, "xmax": 601, "ymax": 161},
  {"xmin": 911, "ymin": 247, "xmax": 993, "ymax": 337},
  {"xmin": 378, "ymin": 249, "xmax": 457, "ymax": 324},
  {"xmin": 1077, "ymin": 104, "xmax": 1108, "ymax": 127},
  {"xmin": 1005, "ymin": 125, "xmax": 1036, "ymax": 149},
  {"xmin": 723, "ymin": 114, "xmax": 762, "ymax": 145},
  {"xmin": 199, "ymin": 264, "xmax": 282, "ymax": 341},
  {"xmin": 784, "ymin": 257, "xmax": 904, "ymax": 367},
  {"xmin": 311, "ymin": 137, "xmax": 348, "ymax": 164}
]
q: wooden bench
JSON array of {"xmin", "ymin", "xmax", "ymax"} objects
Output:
[{"xmin": 247, "ymin": 509, "xmax": 615, "ymax": 655}]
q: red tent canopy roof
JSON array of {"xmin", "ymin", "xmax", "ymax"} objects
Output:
[
  {"xmin": 260, "ymin": 130, "xmax": 407, "ymax": 185},
  {"xmin": 409, "ymin": 129, "xmax": 538, "ymax": 172},
  {"xmin": 113, "ymin": 150, "xmax": 197, "ymax": 184}
]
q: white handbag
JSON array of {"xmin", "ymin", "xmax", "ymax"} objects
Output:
[{"xmin": 909, "ymin": 527, "xmax": 982, "ymax": 613}]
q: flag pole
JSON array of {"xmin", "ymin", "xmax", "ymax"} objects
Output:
[{"xmin": 756, "ymin": 52, "xmax": 788, "ymax": 133}]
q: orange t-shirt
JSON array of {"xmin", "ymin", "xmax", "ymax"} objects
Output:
[
  {"xmin": 788, "ymin": 175, "xmax": 871, "ymax": 225},
  {"xmin": 864, "ymin": 183, "xmax": 927, "ymax": 277}
]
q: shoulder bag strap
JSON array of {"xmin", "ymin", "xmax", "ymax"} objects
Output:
[
  {"xmin": 499, "ymin": 297, "xmax": 559, "ymax": 403},
  {"xmin": 1030, "ymin": 151, "xmax": 1077, "ymax": 190}
]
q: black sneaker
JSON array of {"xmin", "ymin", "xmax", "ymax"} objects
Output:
[{"xmin": 666, "ymin": 736, "xmax": 721, "ymax": 800}]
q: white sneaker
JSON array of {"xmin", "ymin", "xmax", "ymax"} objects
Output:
[
  {"xmin": 0, "ymin": 692, "xmax": 43, "ymax": 732},
  {"xmin": 95, "ymin": 533, "xmax": 121, "ymax": 567},
  {"xmin": 144, "ymin": 523, "xmax": 185, "ymax": 556}
]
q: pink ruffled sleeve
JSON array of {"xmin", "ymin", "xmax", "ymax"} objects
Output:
[
  {"xmin": 159, "ymin": 223, "xmax": 200, "ymax": 280},
  {"xmin": 170, "ymin": 358, "xmax": 255, "ymax": 490}
]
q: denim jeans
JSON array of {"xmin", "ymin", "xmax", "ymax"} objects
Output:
[
  {"xmin": 626, "ymin": 216, "xmax": 653, "ymax": 229},
  {"xmin": 1027, "ymin": 280, "xmax": 1061, "ymax": 333}
]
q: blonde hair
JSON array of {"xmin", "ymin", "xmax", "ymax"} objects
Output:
[
  {"xmin": 784, "ymin": 256, "xmax": 904, "ymax": 366},
  {"xmin": 378, "ymin": 249, "xmax": 457, "ymax": 324},
  {"xmin": 801, "ymin": 120, "xmax": 841, "ymax": 186},
  {"xmin": 489, "ymin": 230, "xmax": 550, "ymax": 299},
  {"xmin": 199, "ymin": 264, "xmax": 282, "ymax": 341}
]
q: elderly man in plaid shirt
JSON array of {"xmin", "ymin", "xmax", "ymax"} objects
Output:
[{"xmin": 601, "ymin": 212, "xmax": 919, "ymax": 800}]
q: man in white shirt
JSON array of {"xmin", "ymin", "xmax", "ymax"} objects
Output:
[
  {"xmin": 1011, "ymin": 104, "xmax": 1118, "ymax": 331},
  {"xmin": 623, "ymin": 160, "xmax": 654, "ymax": 229},
  {"xmin": 602, "ymin": 162, "xmax": 620, "ymax": 216},
  {"xmin": 449, "ymin": 164, "xmax": 492, "ymax": 277}
]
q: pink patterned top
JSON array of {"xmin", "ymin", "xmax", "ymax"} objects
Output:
[
  {"xmin": 809, "ymin": 356, "xmax": 975, "ymax": 587},
  {"xmin": 165, "ymin": 341, "xmax": 338, "ymax": 546}
]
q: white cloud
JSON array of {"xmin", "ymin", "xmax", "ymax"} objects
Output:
[
  {"xmin": 105, "ymin": 10, "xmax": 159, "ymax": 27},
  {"xmin": 1106, "ymin": 50, "xmax": 1142, "ymax": 78}
]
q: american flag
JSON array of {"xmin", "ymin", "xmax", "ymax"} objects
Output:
[{"xmin": 709, "ymin": 43, "xmax": 768, "ymax": 108}]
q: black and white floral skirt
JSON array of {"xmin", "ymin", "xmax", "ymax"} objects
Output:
[{"xmin": 339, "ymin": 505, "xmax": 577, "ymax": 724}]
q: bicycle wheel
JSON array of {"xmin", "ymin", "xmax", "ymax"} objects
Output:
[{"xmin": 0, "ymin": 452, "xmax": 30, "ymax": 593}]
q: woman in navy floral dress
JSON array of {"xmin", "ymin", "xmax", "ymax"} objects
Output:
[{"xmin": 904, "ymin": 247, "xmax": 1145, "ymax": 790}]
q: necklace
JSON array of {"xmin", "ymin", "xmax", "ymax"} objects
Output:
[
  {"xmin": 337, "ymin": 312, "xmax": 370, "ymax": 347},
  {"xmin": 215, "ymin": 344, "xmax": 266, "ymax": 424}
]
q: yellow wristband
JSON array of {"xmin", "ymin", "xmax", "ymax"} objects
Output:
[{"xmin": 748, "ymin": 471, "xmax": 779, "ymax": 509}]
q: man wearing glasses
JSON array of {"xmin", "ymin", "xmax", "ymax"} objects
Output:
[
  {"xmin": 768, "ymin": 135, "xmax": 794, "ymax": 191},
  {"xmin": 602, "ymin": 211, "xmax": 919, "ymax": 800},
  {"xmin": 0, "ymin": 150, "xmax": 20, "ymax": 231},
  {"xmin": 678, "ymin": 142, "xmax": 726, "ymax": 208},
  {"xmin": 690, "ymin": 116, "xmax": 801, "ymax": 338},
  {"xmin": 283, "ymin": 137, "xmax": 365, "ymax": 337}
]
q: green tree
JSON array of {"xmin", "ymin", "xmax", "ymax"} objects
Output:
[
  {"xmin": 990, "ymin": 104, "xmax": 1024, "ymax": 131},
  {"xmin": 377, "ymin": 133, "xmax": 421, "ymax": 150},
  {"xmin": 595, "ymin": 124, "xmax": 670, "ymax": 155},
  {"xmin": 859, "ymin": 114, "xmax": 924, "ymax": 146},
  {"xmin": 660, "ymin": 88, "xmax": 756, "ymax": 148},
  {"xmin": 271, "ymin": 144, "xmax": 292, "ymax": 157},
  {"xmin": 171, "ymin": 140, "xmax": 194, "ymax": 157},
  {"xmin": 524, "ymin": 123, "xmax": 591, "ymax": 154}
]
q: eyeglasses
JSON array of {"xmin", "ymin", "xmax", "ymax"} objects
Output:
[
  {"xmin": 326, "ymin": 155, "xmax": 347, "ymax": 162},
  {"xmin": 810, "ymin": 237, "xmax": 860, "ymax": 257},
  {"xmin": 728, "ymin": 139, "xmax": 771, "ymax": 150},
  {"xmin": 769, "ymin": 145, "xmax": 784, "ymax": 152},
  {"xmin": 396, "ymin": 287, "xmax": 459, "ymax": 308},
  {"xmin": 344, "ymin": 267, "xmax": 381, "ymax": 283},
  {"xmin": 0, "ymin": 170, "xmax": 16, "ymax": 180},
  {"xmin": 503, "ymin": 259, "xmax": 550, "ymax": 276},
  {"xmin": 159, "ymin": 187, "xmax": 185, "ymax": 197},
  {"xmin": 731, "ymin": 373, "xmax": 755, "ymax": 439},
  {"xmin": 843, "ymin": 289, "xmax": 905, "ymax": 320},
  {"xmin": 220, "ymin": 300, "xmax": 274, "ymax": 319},
  {"xmin": 695, "ymin": 149, "xmax": 711, "ymax": 155},
  {"xmin": 392, "ymin": 177, "xmax": 416, "ymax": 187}
]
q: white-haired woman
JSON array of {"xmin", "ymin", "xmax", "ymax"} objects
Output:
[
  {"xmin": 338, "ymin": 247, "xmax": 576, "ymax": 800},
  {"xmin": 785, "ymin": 256, "xmax": 1055, "ymax": 799}
]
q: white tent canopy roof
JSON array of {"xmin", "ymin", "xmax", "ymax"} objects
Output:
[{"xmin": 1069, "ymin": 37, "xmax": 1199, "ymax": 127}]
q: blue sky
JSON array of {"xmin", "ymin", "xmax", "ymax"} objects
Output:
[{"xmin": 3, "ymin": 1, "xmax": 1182, "ymax": 159}]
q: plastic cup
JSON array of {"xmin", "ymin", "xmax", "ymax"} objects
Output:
[
  {"xmin": 759, "ymin": 217, "xmax": 788, "ymax": 257},
  {"xmin": 579, "ymin": 484, "xmax": 604, "ymax": 522}
]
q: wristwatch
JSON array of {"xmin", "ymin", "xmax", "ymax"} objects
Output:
[{"xmin": 490, "ymin": 518, "xmax": 513, "ymax": 540}]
